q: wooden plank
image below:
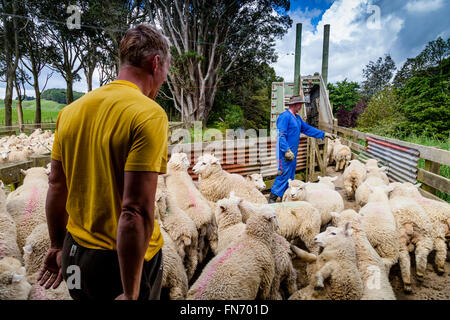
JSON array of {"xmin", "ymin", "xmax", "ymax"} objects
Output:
[
  {"xmin": 417, "ymin": 168, "xmax": 450, "ymax": 195},
  {"xmin": 418, "ymin": 188, "xmax": 447, "ymax": 203},
  {"xmin": 0, "ymin": 161, "xmax": 33, "ymax": 185}
]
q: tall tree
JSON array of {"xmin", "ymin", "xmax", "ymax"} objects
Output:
[
  {"xmin": 327, "ymin": 79, "xmax": 361, "ymax": 113},
  {"xmin": 361, "ymin": 54, "xmax": 396, "ymax": 101},
  {"xmin": 20, "ymin": 0, "xmax": 54, "ymax": 124},
  {"xmin": 147, "ymin": 0, "xmax": 291, "ymax": 125},
  {"xmin": 0, "ymin": 0, "xmax": 22, "ymax": 127}
]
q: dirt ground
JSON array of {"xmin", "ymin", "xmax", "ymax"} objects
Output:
[{"xmin": 326, "ymin": 166, "xmax": 450, "ymax": 300}]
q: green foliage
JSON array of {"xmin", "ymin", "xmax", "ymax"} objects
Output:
[
  {"xmin": 41, "ymin": 88, "xmax": 84, "ymax": 104},
  {"xmin": 357, "ymin": 86, "xmax": 405, "ymax": 133},
  {"xmin": 361, "ymin": 54, "xmax": 396, "ymax": 101},
  {"xmin": 327, "ymin": 79, "xmax": 361, "ymax": 113}
]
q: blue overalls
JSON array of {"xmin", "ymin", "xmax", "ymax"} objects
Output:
[{"xmin": 270, "ymin": 110, "xmax": 325, "ymax": 198}]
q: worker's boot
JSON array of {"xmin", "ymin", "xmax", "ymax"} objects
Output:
[{"xmin": 268, "ymin": 192, "xmax": 278, "ymax": 204}]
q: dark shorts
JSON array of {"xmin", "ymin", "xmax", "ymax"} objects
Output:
[{"xmin": 61, "ymin": 232, "xmax": 163, "ymax": 300}]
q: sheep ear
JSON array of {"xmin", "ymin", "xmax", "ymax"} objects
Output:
[
  {"xmin": 229, "ymin": 190, "xmax": 236, "ymax": 198},
  {"xmin": 331, "ymin": 176, "xmax": 338, "ymax": 181},
  {"xmin": 330, "ymin": 211, "xmax": 340, "ymax": 218},
  {"xmin": 219, "ymin": 205, "xmax": 226, "ymax": 211},
  {"xmin": 367, "ymin": 184, "xmax": 373, "ymax": 192},
  {"xmin": 343, "ymin": 222, "xmax": 353, "ymax": 237},
  {"xmin": 380, "ymin": 166, "xmax": 387, "ymax": 172},
  {"xmin": 12, "ymin": 273, "xmax": 24, "ymax": 283},
  {"xmin": 317, "ymin": 176, "xmax": 322, "ymax": 180},
  {"xmin": 414, "ymin": 183, "xmax": 422, "ymax": 188},
  {"xmin": 20, "ymin": 169, "xmax": 27, "ymax": 176},
  {"xmin": 23, "ymin": 245, "xmax": 33, "ymax": 254},
  {"xmin": 384, "ymin": 185, "xmax": 394, "ymax": 193}
]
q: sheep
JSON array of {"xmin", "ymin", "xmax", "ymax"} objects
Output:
[
  {"xmin": 0, "ymin": 211, "xmax": 22, "ymax": 262},
  {"xmin": 27, "ymin": 273, "xmax": 72, "ymax": 300},
  {"xmin": 358, "ymin": 185, "xmax": 399, "ymax": 273},
  {"xmin": 193, "ymin": 153, "xmax": 267, "ymax": 204},
  {"xmin": 6, "ymin": 167, "xmax": 49, "ymax": 251},
  {"xmin": 316, "ymin": 176, "xmax": 338, "ymax": 190},
  {"xmin": 366, "ymin": 165, "xmax": 390, "ymax": 185},
  {"xmin": 186, "ymin": 209, "xmax": 278, "ymax": 300},
  {"xmin": 389, "ymin": 182, "xmax": 450, "ymax": 275},
  {"xmin": 342, "ymin": 159, "xmax": 367, "ymax": 200},
  {"xmin": 333, "ymin": 144, "xmax": 351, "ymax": 171},
  {"xmin": 246, "ymin": 173, "xmax": 266, "ymax": 191},
  {"xmin": 238, "ymin": 198, "xmax": 321, "ymax": 254},
  {"xmin": 214, "ymin": 196, "xmax": 246, "ymax": 254},
  {"xmin": 365, "ymin": 158, "xmax": 379, "ymax": 168},
  {"xmin": 0, "ymin": 256, "xmax": 31, "ymax": 300},
  {"xmin": 389, "ymin": 190, "xmax": 434, "ymax": 293},
  {"xmin": 165, "ymin": 152, "xmax": 216, "ymax": 263},
  {"xmin": 160, "ymin": 227, "xmax": 188, "ymax": 300},
  {"xmin": 22, "ymin": 223, "xmax": 50, "ymax": 277},
  {"xmin": 330, "ymin": 209, "xmax": 396, "ymax": 300},
  {"xmin": 327, "ymin": 138, "xmax": 340, "ymax": 165},
  {"xmin": 355, "ymin": 175, "xmax": 387, "ymax": 208},
  {"xmin": 4, "ymin": 146, "xmax": 32, "ymax": 162},
  {"xmin": 289, "ymin": 222, "xmax": 364, "ymax": 300},
  {"xmin": 282, "ymin": 179, "xmax": 344, "ymax": 227},
  {"xmin": 155, "ymin": 182, "xmax": 199, "ymax": 281}
]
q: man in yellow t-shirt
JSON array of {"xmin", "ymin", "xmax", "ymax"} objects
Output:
[{"xmin": 37, "ymin": 24, "xmax": 170, "ymax": 300}]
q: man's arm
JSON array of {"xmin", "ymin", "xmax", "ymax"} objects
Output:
[
  {"xmin": 116, "ymin": 171, "xmax": 158, "ymax": 300},
  {"xmin": 38, "ymin": 159, "xmax": 68, "ymax": 289},
  {"xmin": 277, "ymin": 114, "xmax": 291, "ymax": 153},
  {"xmin": 299, "ymin": 118, "xmax": 325, "ymax": 139}
]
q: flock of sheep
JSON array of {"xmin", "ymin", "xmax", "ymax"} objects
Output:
[
  {"xmin": 0, "ymin": 129, "xmax": 54, "ymax": 164},
  {"xmin": 0, "ymin": 132, "xmax": 449, "ymax": 300}
]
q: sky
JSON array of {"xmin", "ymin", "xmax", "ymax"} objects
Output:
[
  {"xmin": 1, "ymin": 0, "xmax": 450, "ymax": 99},
  {"xmin": 272, "ymin": 0, "xmax": 450, "ymax": 83}
]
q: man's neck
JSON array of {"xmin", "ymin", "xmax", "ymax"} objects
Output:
[
  {"xmin": 288, "ymin": 108, "xmax": 297, "ymax": 116},
  {"xmin": 116, "ymin": 65, "xmax": 153, "ymax": 97}
]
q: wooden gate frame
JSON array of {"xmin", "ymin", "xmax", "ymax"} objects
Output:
[{"xmin": 306, "ymin": 137, "xmax": 328, "ymax": 182}]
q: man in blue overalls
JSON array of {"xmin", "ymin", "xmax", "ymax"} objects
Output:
[{"xmin": 269, "ymin": 94, "xmax": 336, "ymax": 203}]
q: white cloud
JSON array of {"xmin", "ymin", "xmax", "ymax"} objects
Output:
[
  {"xmin": 405, "ymin": 0, "xmax": 444, "ymax": 13},
  {"xmin": 272, "ymin": 0, "xmax": 405, "ymax": 84}
]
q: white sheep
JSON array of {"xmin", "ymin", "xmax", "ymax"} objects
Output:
[
  {"xmin": 366, "ymin": 165, "xmax": 390, "ymax": 185},
  {"xmin": 289, "ymin": 223, "xmax": 364, "ymax": 300},
  {"xmin": 214, "ymin": 196, "xmax": 246, "ymax": 254},
  {"xmin": 282, "ymin": 179, "xmax": 344, "ymax": 227},
  {"xmin": 316, "ymin": 176, "xmax": 338, "ymax": 189},
  {"xmin": 327, "ymin": 138, "xmax": 340, "ymax": 165},
  {"xmin": 331, "ymin": 209, "xmax": 396, "ymax": 300},
  {"xmin": 355, "ymin": 175, "xmax": 387, "ymax": 208},
  {"xmin": 342, "ymin": 159, "xmax": 367, "ymax": 200},
  {"xmin": 0, "ymin": 256, "xmax": 31, "ymax": 300},
  {"xmin": 389, "ymin": 190, "xmax": 434, "ymax": 293},
  {"xmin": 358, "ymin": 185, "xmax": 399, "ymax": 273},
  {"xmin": 333, "ymin": 144, "xmax": 351, "ymax": 171},
  {"xmin": 6, "ymin": 167, "xmax": 49, "ymax": 251},
  {"xmin": 155, "ymin": 182, "xmax": 199, "ymax": 281},
  {"xmin": 193, "ymin": 153, "xmax": 267, "ymax": 204},
  {"xmin": 389, "ymin": 182, "xmax": 450, "ymax": 275},
  {"xmin": 246, "ymin": 173, "xmax": 266, "ymax": 191},
  {"xmin": 159, "ymin": 227, "xmax": 188, "ymax": 300},
  {"xmin": 187, "ymin": 209, "xmax": 278, "ymax": 300},
  {"xmin": 165, "ymin": 152, "xmax": 216, "ymax": 263}
]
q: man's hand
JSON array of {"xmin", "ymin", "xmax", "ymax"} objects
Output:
[
  {"xmin": 284, "ymin": 149, "xmax": 295, "ymax": 162},
  {"xmin": 324, "ymin": 133, "xmax": 337, "ymax": 140},
  {"xmin": 37, "ymin": 248, "xmax": 63, "ymax": 289}
]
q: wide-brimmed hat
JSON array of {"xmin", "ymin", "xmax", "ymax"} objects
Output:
[{"xmin": 287, "ymin": 94, "xmax": 306, "ymax": 105}]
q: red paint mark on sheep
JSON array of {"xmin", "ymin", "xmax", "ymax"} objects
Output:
[
  {"xmin": 22, "ymin": 186, "xmax": 39, "ymax": 223},
  {"xmin": 195, "ymin": 242, "xmax": 246, "ymax": 299},
  {"xmin": 188, "ymin": 189, "xmax": 199, "ymax": 211}
]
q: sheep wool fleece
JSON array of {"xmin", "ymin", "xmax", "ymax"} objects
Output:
[{"xmin": 271, "ymin": 110, "xmax": 324, "ymax": 198}]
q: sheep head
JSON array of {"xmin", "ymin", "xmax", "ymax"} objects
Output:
[
  {"xmin": 168, "ymin": 152, "xmax": 191, "ymax": 171},
  {"xmin": 287, "ymin": 179, "xmax": 307, "ymax": 201},
  {"xmin": 246, "ymin": 173, "xmax": 266, "ymax": 191},
  {"xmin": 192, "ymin": 153, "xmax": 221, "ymax": 177}
]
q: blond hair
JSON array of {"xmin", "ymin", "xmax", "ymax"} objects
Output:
[{"xmin": 119, "ymin": 24, "xmax": 169, "ymax": 68}]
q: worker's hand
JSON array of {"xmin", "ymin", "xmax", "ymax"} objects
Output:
[
  {"xmin": 324, "ymin": 132, "xmax": 337, "ymax": 140},
  {"xmin": 284, "ymin": 149, "xmax": 295, "ymax": 162},
  {"xmin": 115, "ymin": 293, "xmax": 137, "ymax": 300},
  {"xmin": 37, "ymin": 248, "xmax": 63, "ymax": 290}
]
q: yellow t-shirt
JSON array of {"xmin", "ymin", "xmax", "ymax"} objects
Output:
[{"xmin": 51, "ymin": 80, "xmax": 167, "ymax": 261}]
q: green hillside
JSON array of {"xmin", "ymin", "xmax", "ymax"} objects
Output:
[{"xmin": 0, "ymin": 99, "xmax": 65, "ymax": 125}]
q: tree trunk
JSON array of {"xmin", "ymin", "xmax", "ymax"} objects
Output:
[
  {"xmin": 4, "ymin": 77, "xmax": 14, "ymax": 127},
  {"xmin": 34, "ymin": 90, "xmax": 42, "ymax": 127},
  {"xmin": 85, "ymin": 68, "xmax": 93, "ymax": 92},
  {"xmin": 66, "ymin": 76, "xmax": 74, "ymax": 104}
]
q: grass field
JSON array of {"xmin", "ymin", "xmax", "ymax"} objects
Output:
[{"xmin": 0, "ymin": 99, "xmax": 65, "ymax": 125}]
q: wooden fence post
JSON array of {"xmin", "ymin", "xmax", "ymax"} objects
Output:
[{"xmin": 422, "ymin": 159, "xmax": 441, "ymax": 195}]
